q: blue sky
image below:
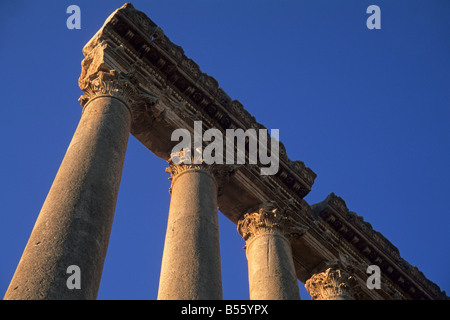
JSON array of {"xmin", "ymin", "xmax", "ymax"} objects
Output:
[{"xmin": 0, "ymin": 1, "xmax": 449, "ymax": 300}]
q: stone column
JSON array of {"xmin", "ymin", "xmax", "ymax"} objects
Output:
[
  {"xmin": 305, "ymin": 267, "xmax": 358, "ymax": 300},
  {"xmin": 157, "ymin": 154, "xmax": 233, "ymax": 300},
  {"xmin": 237, "ymin": 201, "xmax": 304, "ymax": 300},
  {"xmin": 4, "ymin": 70, "xmax": 135, "ymax": 300}
]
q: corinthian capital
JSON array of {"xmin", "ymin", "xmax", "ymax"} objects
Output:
[
  {"xmin": 305, "ymin": 267, "xmax": 358, "ymax": 300},
  {"xmin": 237, "ymin": 201, "xmax": 307, "ymax": 243},
  {"xmin": 165, "ymin": 149, "xmax": 237, "ymax": 194},
  {"xmin": 78, "ymin": 70, "xmax": 138, "ymax": 108}
]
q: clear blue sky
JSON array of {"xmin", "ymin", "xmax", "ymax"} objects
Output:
[{"xmin": 1, "ymin": 1, "xmax": 449, "ymax": 300}]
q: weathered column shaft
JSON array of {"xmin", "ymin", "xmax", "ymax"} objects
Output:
[
  {"xmin": 238, "ymin": 202, "xmax": 302, "ymax": 300},
  {"xmin": 158, "ymin": 165, "xmax": 223, "ymax": 300},
  {"xmin": 246, "ymin": 231, "xmax": 300, "ymax": 300},
  {"xmin": 4, "ymin": 93, "xmax": 131, "ymax": 299}
]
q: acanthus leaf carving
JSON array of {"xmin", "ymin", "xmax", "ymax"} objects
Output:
[
  {"xmin": 79, "ymin": 69, "xmax": 138, "ymax": 109},
  {"xmin": 165, "ymin": 149, "xmax": 238, "ymax": 195},
  {"xmin": 237, "ymin": 201, "xmax": 307, "ymax": 243},
  {"xmin": 305, "ymin": 267, "xmax": 359, "ymax": 300}
]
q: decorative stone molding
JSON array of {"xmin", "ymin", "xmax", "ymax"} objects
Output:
[
  {"xmin": 305, "ymin": 267, "xmax": 359, "ymax": 300},
  {"xmin": 237, "ymin": 201, "xmax": 307, "ymax": 244},
  {"xmin": 312, "ymin": 192, "xmax": 449, "ymax": 300}
]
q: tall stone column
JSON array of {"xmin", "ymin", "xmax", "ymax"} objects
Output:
[
  {"xmin": 4, "ymin": 70, "xmax": 135, "ymax": 300},
  {"xmin": 157, "ymin": 154, "xmax": 233, "ymax": 300},
  {"xmin": 237, "ymin": 201, "xmax": 304, "ymax": 300},
  {"xmin": 305, "ymin": 267, "xmax": 358, "ymax": 300}
]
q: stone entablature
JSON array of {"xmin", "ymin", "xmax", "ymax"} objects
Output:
[
  {"xmin": 4, "ymin": 3, "xmax": 447, "ymax": 300},
  {"xmin": 79, "ymin": 3, "xmax": 317, "ymax": 201},
  {"xmin": 311, "ymin": 193, "xmax": 447, "ymax": 300}
]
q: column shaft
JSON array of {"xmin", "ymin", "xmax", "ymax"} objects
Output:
[
  {"xmin": 158, "ymin": 168, "xmax": 223, "ymax": 300},
  {"xmin": 4, "ymin": 96, "xmax": 131, "ymax": 299},
  {"xmin": 246, "ymin": 232, "xmax": 300, "ymax": 300},
  {"xmin": 238, "ymin": 202, "xmax": 302, "ymax": 300}
]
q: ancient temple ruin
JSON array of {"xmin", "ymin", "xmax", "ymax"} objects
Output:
[{"xmin": 4, "ymin": 3, "xmax": 447, "ymax": 300}]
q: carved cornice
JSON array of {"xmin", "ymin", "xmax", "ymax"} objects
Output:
[
  {"xmin": 313, "ymin": 193, "xmax": 449, "ymax": 300},
  {"xmin": 81, "ymin": 2, "xmax": 316, "ymax": 200},
  {"xmin": 237, "ymin": 201, "xmax": 307, "ymax": 243},
  {"xmin": 305, "ymin": 267, "xmax": 359, "ymax": 300}
]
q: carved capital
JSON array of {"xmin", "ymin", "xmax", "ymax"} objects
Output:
[
  {"xmin": 165, "ymin": 149, "xmax": 237, "ymax": 194},
  {"xmin": 305, "ymin": 267, "xmax": 359, "ymax": 300},
  {"xmin": 78, "ymin": 70, "xmax": 139, "ymax": 109},
  {"xmin": 237, "ymin": 201, "xmax": 307, "ymax": 243}
]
